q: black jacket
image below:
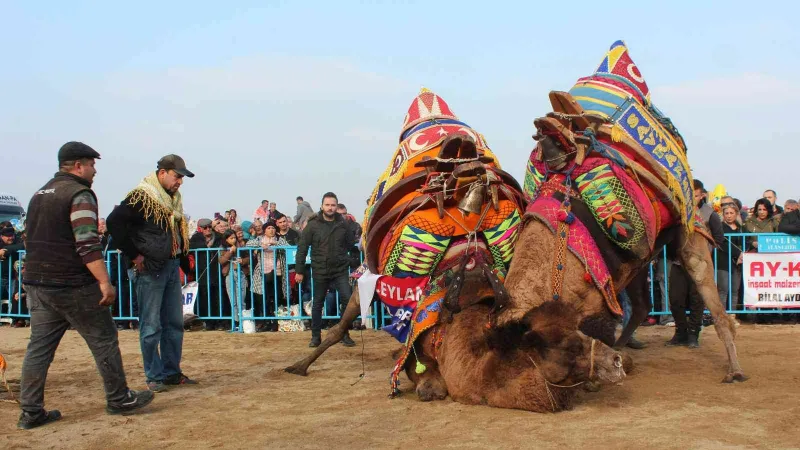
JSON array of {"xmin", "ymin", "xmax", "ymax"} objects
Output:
[
  {"xmin": 778, "ymin": 209, "xmax": 800, "ymax": 235},
  {"xmin": 721, "ymin": 222, "xmax": 743, "ymax": 270},
  {"xmin": 189, "ymin": 231, "xmax": 224, "ymax": 286},
  {"xmin": 106, "ymin": 197, "xmax": 189, "ymax": 274},
  {"xmin": 295, "ymin": 212, "xmax": 356, "ymax": 279}
]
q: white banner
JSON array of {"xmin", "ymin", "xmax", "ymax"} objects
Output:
[
  {"xmin": 182, "ymin": 282, "xmax": 199, "ymax": 316},
  {"xmin": 743, "ymin": 252, "xmax": 800, "ymax": 309}
]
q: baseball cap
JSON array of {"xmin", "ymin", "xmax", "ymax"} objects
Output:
[
  {"xmin": 157, "ymin": 154, "xmax": 195, "ymax": 178},
  {"xmin": 58, "ymin": 141, "xmax": 101, "ymax": 163},
  {"xmin": 197, "ymin": 218, "xmax": 212, "ymax": 228},
  {"xmin": 1, "ymin": 227, "xmax": 15, "ymax": 237}
]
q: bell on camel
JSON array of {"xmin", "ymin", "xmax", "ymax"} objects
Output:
[{"xmin": 458, "ymin": 182, "xmax": 486, "ymax": 216}]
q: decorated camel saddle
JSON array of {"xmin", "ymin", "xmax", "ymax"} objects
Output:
[
  {"xmin": 523, "ymin": 40, "xmax": 707, "ymax": 315},
  {"xmin": 355, "ymin": 88, "xmax": 526, "ymax": 395}
]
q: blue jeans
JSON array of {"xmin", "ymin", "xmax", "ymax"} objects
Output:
[{"xmin": 134, "ymin": 259, "xmax": 184, "ymax": 382}]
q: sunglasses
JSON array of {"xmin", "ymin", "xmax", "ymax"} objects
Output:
[{"xmin": 200, "ymin": 225, "xmax": 212, "ymax": 230}]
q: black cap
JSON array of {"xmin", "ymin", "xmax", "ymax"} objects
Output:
[
  {"xmin": 157, "ymin": 154, "xmax": 195, "ymax": 178},
  {"xmin": 1, "ymin": 227, "xmax": 15, "ymax": 237},
  {"xmin": 58, "ymin": 141, "xmax": 101, "ymax": 163}
]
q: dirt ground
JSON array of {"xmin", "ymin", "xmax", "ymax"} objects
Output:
[{"xmin": 1, "ymin": 323, "xmax": 799, "ymax": 449}]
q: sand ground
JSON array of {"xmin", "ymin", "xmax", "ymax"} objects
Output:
[{"xmin": 1, "ymin": 323, "xmax": 799, "ymax": 449}]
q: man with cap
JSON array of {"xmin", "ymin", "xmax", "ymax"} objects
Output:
[
  {"xmin": 107, "ymin": 154, "xmax": 197, "ymax": 392},
  {"xmin": 17, "ymin": 142, "xmax": 154, "ymax": 430}
]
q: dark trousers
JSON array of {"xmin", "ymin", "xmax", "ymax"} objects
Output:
[
  {"xmin": 19, "ymin": 283, "xmax": 129, "ymax": 415},
  {"xmin": 668, "ymin": 264, "xmax": 704, "ymax": 335},
  {"xmin": 311, "ymin": 272, "xmax": 351, "ymax": 334},
  {"xmin": 198, "ymin": 281, "xmax": 230, "ymax": 324}
]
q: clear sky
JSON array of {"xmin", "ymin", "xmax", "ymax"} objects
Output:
[{"xmin": 2, "ymin": 0, "xmax": 798, "ymax": 223}]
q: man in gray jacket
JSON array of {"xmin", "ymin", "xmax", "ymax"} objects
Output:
[{"xmin": 294, "ymin": 196, "xmax": 314, "ymax": 230}]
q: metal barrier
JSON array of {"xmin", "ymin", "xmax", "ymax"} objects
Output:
[{"xmin": 2, "ymin": 232, "xmax": 798, "ymax": 329}]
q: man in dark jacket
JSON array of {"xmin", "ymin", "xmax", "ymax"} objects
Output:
[
  {"xmin": 17, "ymin": 142, "xmax": 153, "ymax": 429},
  {"xmin": 188, "ymin": 218, "xmax": 228, "ymax": 331},
  {"xmin": 295, "ymin": 192, "xmax": 357, "ymax": 348},
  {"xmin": 778, "ymin": 200, "xmax": 800, "ymax": 235},
  {"xmin": 106, "ymin": 154, "xmax": 197, "ymax": 393},
  {"xmin": 667, "ymin": 180, "xmax": 723, "ymax": 349},
  {"xmin": 1, "ymin": 227, "xmax": 25, "ymax": 314}
]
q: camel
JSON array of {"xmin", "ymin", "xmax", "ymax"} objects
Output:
[
  {"xmin": 285, "ymin": 264, "xmax": 628, "ymax": 413},
  {"xmin": 285, "ymin": 88, "xmax": 629, "ymax": 411},
  {"xmin": 498, "ymin": 40, "xmax": 747, "ymax": 383}
]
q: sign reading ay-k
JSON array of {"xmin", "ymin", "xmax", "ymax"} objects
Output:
[{"xmin": 743, "ymin": 253, "xmax": 800, "ymax": 309}]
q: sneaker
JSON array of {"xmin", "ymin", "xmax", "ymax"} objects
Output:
[
  {"xmin": 147, "ymin": 381, "xmax": 169, "ymax": 393},
  {"xmin": 340, "ymin": 333, "xmax": 356, "ymax": 347},
  {"xmin": 164, "ymin": 373, "xmax": 198, "ymax": 386},
  {"xmin": 18, "ymin": 410, "xmax": 62, "ymax": 430},
  {"xmin": 106, "ymin": 389, "xmax": 155, "ymax": 415}
]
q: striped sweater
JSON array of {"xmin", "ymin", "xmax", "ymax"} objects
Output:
[{"xmin": 71, "ymin": 191, "xmax": 103, "ymax": 264}]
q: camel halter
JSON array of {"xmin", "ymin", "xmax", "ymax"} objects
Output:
[{"xmin": 526, "ymin": 338, "xmax": 598, "ymax": 413}]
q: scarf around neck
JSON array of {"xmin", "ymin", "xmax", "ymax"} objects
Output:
[{"xmin": 126, "ymin": 172, "xmax": 190, "ymax": 257}]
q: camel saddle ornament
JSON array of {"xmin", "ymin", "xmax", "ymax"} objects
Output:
[
  {"xmin": 523, "ymin": 40, "xmax": 700, "ymax": 316},
  {"xmin": 356, "ymin": 88, "xmax": 526, "ymax": 395}
]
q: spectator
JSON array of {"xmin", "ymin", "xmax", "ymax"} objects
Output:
[
  {"xmin": 720, "ymin": 204, "xmax": 744, "ymax": 314},
  {"xmin": 743, "ymin": 198, "xmax": 778, "ymax": 252},
  {"xmin": 268, "ymin": 202, "xmax": 281, "ymax": 222},
  {"xmin": 253, "ymin": 200, "xmax": 270, "ymax": 222},
  {"xmin": 1, "ymin": 227, "xmax": 26, "ymax": 327},
  {"xmin": 274, "ymin": 212, "xmax": 303, "ymax": 303},
  {"xmin": 213, "ymin": 218, "xmax": 230, "ymax": 235},
  {"xmin": 667, "ymin": 179, "xmax": 719, "ymax": 349},
  {"xmin": 219, "ymin": 230, "xmax": 249, "ymax": 328},
  {"xmin": 336, "ymin": 203, "xmax": 363, "ymax": 243},
  {"xmin": 763, "ymin": 190, "xmax": 783, "ymax": 216},
  {"xmin": 294, "ymin": 196, "xmax": 314, "ymax": 230},
  {"xmin": 228, "ymin": 209, "xmax": 239, "ymax": 226},
  {"xmin": 189, "ymin": 218, "xmax": 229, "ymax": 331},
  {"xmin": 778, "ymin": 199, "xmax": 800, "ymax": 235},
  {"xmin": 295, "ymin": 192, "xmax": 357, "ymax": 348},
  {"xmin": 246, "ymin": 221, "xmax": 279, "ymax": 331}
]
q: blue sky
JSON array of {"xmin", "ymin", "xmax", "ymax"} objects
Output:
[{"xmin": 2, "ymin": 0, "xmax": 798, "ymax": 222}]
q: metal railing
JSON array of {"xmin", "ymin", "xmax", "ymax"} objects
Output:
[{"xmin": 2, "ymin": 233, "xmax": 798, "ymax": 329}]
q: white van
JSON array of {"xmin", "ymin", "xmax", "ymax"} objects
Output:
[{"xmin": 0, "ymin": 192, "xmax": 25, "ymax": 224}]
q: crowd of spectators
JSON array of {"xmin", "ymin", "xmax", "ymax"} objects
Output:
[{"xmin": 2, "ymin": 188, "xmax": 798, "ymax": 331}]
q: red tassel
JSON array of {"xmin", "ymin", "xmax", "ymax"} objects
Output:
[
  {"xmin": 557, "ymin": 210, "xmax": 568, "ymax": 222},
  {"xmin": 583, "ymin": 272, "xmax": 592, "ymax": 283}
]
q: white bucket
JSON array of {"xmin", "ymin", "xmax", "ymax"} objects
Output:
[{"xmin": 241, "ymin": 309, "xmax": 256, "ymax": 334}]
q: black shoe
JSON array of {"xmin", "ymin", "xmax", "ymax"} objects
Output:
[
  {"xmin": 309, "ymin": 334, "xmax": 321, "ymax": 348},
  {"xmin": 626, "ymin": 336, "xmax": 648, "ymax": 350},
  {"xmin": 18, "ymin": 410, "xmax": 62, "ymax": 430},
  {"xmin": 340, "ymin": 333, "xmax": 356, "ymax": 347},
  {"xmin": 106, "ymin": 389, "xmax": 155, "ymax": 415},
  {"xmin": 687, "ymin": 333, "xmax": 700, "ymax": 349},
  {"xmin": 665, "ymin": 331, "xmax": 689, "ymax": 346},
  {"xmin": 164, "ymin": 373, "xmax": 198, "ymax": 386}
]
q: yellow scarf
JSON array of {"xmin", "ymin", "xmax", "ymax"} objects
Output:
[{"xmin": 126, "ymin": 172, "xmax": 190, "ymax": 257}]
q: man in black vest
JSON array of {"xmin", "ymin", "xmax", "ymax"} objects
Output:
[
  {"xmin": 106, "ymin": 155, "xmax": 196, "ymax": 393},
  {"xmin": 18, "ymin": 142, "xmax": 154, "ymax": 430},
  {"xmin": 295, "ymin": 192, "xmax": 357, "ymax": 348}
]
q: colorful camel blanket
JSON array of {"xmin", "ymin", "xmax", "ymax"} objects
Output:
[
  {"xmin": 523, "ymin": 40, "xmax": 695, "ymax": 314},
  {"xmin": 357, "ymin": 88, "xmax": 525, "ymax": 395}
]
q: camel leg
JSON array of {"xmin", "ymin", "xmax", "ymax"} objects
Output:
[
  {"xmin": 678, "ymin": 231, "xmax": 748, "ymax": 383},
  {"xmin": 615, "ymin": 270, "xmax": 650, "ymax": 349},
  {"xmin": 284, "ymin": 289, "xmax": 363, "ymax": 376}
]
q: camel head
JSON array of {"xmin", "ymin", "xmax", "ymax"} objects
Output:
[{"xmin": 488, "ymin": 301, "xmax": 626, "ymax": 386}]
